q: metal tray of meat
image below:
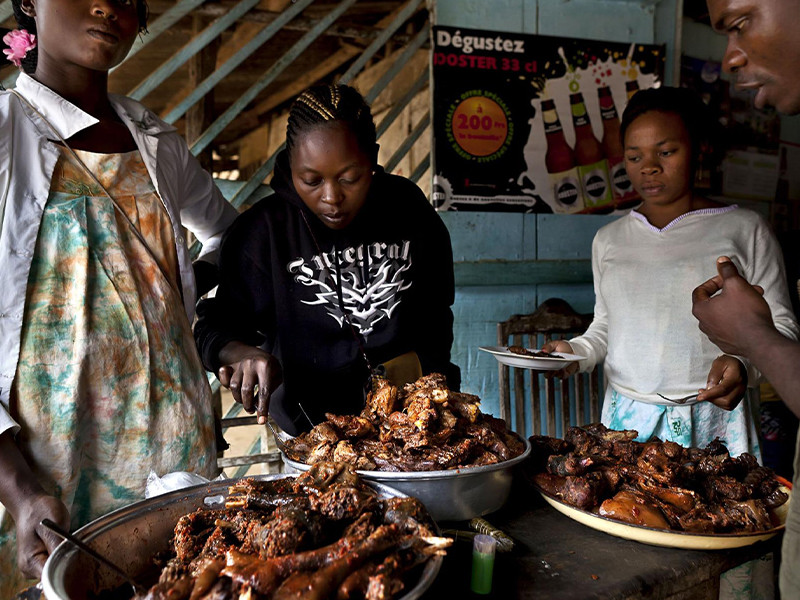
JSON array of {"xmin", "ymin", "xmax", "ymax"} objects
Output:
[
  {"xmin": 42, "ymin": 474, "xmax": 443, "ymax": 600},
  {"xmin": 282, "ymin": 437, "xmax": 532, "ymax": 523},
  {"xmin": 534, "ymin": 478, "xmax": 793, "ymax": 550}
]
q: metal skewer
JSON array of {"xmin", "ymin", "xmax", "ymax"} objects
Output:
[
  {"xmin": 656, "ymin": 393, "xmax": 700, "ymax": 404},
  {"xmin": 40, "ymin": 519, "xmax": 147, "ymax": 596}
]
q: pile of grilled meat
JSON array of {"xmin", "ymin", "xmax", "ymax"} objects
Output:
[
  {"xmin": 136, "ymin": 462, "xmax": 450, "ymax": 600},
  {"xmin": 528, "ymin": 423, "xmax": 789, "ymax": 533},
  {"xmin": 283, "ymin": 373, "xmax": 526, "ymax": 472}
]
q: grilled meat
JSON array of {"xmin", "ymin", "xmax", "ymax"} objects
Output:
[
  {"xmin": 528, "ymin": 425, "xmax": 789, "ymax": 534},
  {"xmin": 132, "ymin": 463, "xmax": 449, "ymax": 600},
  {"xmin": 284, "ymin": 374, "xmax": 526, "ymax": 472}
]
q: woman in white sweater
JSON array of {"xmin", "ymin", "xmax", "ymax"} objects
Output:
[{"xmin": 545, "ymin": 87, "xmax": 799, "ymax": 459}]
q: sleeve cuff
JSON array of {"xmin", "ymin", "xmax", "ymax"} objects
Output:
[{"xmin": 0, "ymin": 407, "xmax": 21, "ymax": 438}]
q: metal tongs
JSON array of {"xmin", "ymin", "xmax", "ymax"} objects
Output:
[
  {"xmin": 656, "ymin": 392, "xmax": 700, "ymax": 405},
  {"xmin": 40, "ymin": 519, "xmax": 147, "ymax": 596}
]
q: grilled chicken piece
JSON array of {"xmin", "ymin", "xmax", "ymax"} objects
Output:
[
  {"xmin": 326, "ymin": 414, "xmax": 377, "ymax": 439},
  {"xmin": 599, "ymin": 490, "xmax": 670, "ymax": 529}
]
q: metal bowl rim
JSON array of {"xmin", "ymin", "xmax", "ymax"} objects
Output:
[
  {"xmin": 282, "ymin": 437, "xmax": 531, "ymax": 481},
  {"xmin": 42, "ymin": 473, "xmax": 442, "ymax": 600}
]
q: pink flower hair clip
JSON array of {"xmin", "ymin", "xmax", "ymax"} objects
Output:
[{"xmin": 3, "ymin": 29, "xmax": 36, "ymax": 68}]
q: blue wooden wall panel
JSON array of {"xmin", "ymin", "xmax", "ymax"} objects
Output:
[
  {"xmin": 439, "ymin": 211, "xmax": 526, "ymax": 261},
  {"xmin": 435, "ymin": 0, "xmax": 527, "ymax": 31},
  {"xmin": 536, "ymin": 283, "xmax": 595, "ymax": 313},
  {"xmin": 536, "ymin": 0, "xmax": 656, "ymax": 43},
  {"xmin": 537, "ymin": 214, "xmax": 619, "ymax": 259},
  {"xmin": 453, "ymin": 284, "xmax": 539, "ymax": 416},
  {"xmin": 522, "ymin": 214, "xmax": 537, "ymax": 260}
]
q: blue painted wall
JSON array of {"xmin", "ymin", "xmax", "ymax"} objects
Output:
[{"xmin": 432, "ymin": 0, "xmax": 679, "ymax": 426}]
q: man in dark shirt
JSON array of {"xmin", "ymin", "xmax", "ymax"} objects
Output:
[{"xmin": 693, "ymin": 0, "xmax": 800, "ymax": 595}]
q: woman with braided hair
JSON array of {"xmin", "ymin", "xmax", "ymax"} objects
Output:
[
  {"xmin": 0, "ymin": 0, "xmax": 237, "ymax": 591},
  {"xmin": 195, "ymin": 84, "xmax": 460, "ymax": 435}
]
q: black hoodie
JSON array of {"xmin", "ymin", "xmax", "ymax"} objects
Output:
[{"xmin": 195, "ymin": 150, "xmax": 459, "ymax": 435}]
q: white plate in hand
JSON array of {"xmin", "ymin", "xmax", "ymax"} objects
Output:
[{"xmin": 479, "ymin": 346, "xmax": 586, "ymax": 370}]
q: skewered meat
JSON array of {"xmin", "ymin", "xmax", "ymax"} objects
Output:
[
  {"xmin": 284, "ymin": 374, "xmax": 526, "ymax": 472},
  {"xmin": 526, "ymin": 424, "xmax": 789, "ymax": 534},
  {"xmin": 130, "ymin": 463, "xmax": 449, "ymax": 600}
]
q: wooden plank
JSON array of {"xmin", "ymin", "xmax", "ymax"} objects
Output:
[
  {"xmin": 162, "ymin": 0, "xmax": 316, "ymax": 124},
  {"xmin": 576, "ymin": 372, "xmax": 586, "ymax": 426},
  {"xmin": 453, "ymin": 260, "xmax": 592, "ymax": 287},
  {"xmin": 128, "ymin": 0, "xmax": 260, "ymax": 101},
  {"xmin": 112, "ymin": 0, "xmax": 207, "ymax": 69},
  {"xmin": 339, "ymin": 0, "xmax": 425, "ymax": 84},
  {"xmin": 529, "ymin": 369, "xmax": 540, "ymax": 437},
  {"xmin": 186, "ymin": 15, "xmax": 219, "ymax": 171},
  {"xmin": 189, "ymin": 0, "xmax": 358, "ymax": 156},
  {"xmin": 384, "ymin": 112, "xmax": 428, "ymax": 173},
  {"xmin": 233, "ymin": 43, "xmax": 361, "ymax": 135},
  {"xmin": 215, "ymin": 1, "xmax": 290, "ymax": 66},
  {"xmin": 560, "ymin": 378, "xmax": 570, "ymax": 438}
]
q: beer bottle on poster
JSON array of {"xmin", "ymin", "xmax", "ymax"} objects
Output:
[
  {"xmin": 597, "ymin": 86, "xmax": 640, "ymax": 210},
  {"xmin": 625, "ymin": 80, "xmax": 640, "ymax": 101},
  {"xmin": 542, "ymin": 99, "xmax": 584, "ymax": 213},
  {"xmin": 570, "ymin": 92, "xmax": 613, "ymax": 212}
]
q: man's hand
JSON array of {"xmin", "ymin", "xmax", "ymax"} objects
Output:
[
  {"xmin": 15, "ymin": 493, "xmax": 70, "ymax": 578},
  {"xmin": 218, "ymin": 342, "xmax": 283, "ymax": 424},
  {"xmin": 692, "ymin": 256, "xmax": 773, "ymax": 356},
  {"xmin": 540, "ymin": 340, "xmax": 579, "ymax": 378},
  {"xmin": 696, "ymin": 355, "xmax": 747, "ymax": 411}
]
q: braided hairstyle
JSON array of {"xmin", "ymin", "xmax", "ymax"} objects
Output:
[
  {"xmin": 6, "ymin": 0, "xmax": 149, "ymax": 74},
  {"xmin": 286, "ymin": 84, "xmax": 378, "ymax": 167},
  {"xmin": 620, "ymin": 86, "xmax": 724, "ymax": 179}
]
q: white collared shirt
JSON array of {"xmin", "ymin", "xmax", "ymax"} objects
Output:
[{"xmin": 0, "ymin": 73, "xmax": 238, "ymax": 436}]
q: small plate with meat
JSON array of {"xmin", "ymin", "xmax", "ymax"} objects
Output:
[{"xmin": 479, "ymin": 346, "xmax": 586, "ymax": 370}]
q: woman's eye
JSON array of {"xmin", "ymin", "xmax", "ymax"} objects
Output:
[
  {"xmin": 302, "ymin": 179, "xmax": 321, "ymax": 187},
  {"xmin": 660, "ymin": 149, "xmax": 675, "ymax": 157},
  {"xmin": 625, "ymin": 155, "xmax": 641, "ymax": 163}
]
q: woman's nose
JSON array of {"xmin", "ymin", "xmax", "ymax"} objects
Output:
[
  {"xmin": 321, "ymin": 183, "xmax": 342, "ymax": 205},
  {"xmin": 640, "ymin": 161, "xmax": 661, "ymax": 175},
  {"xmin": 92, "ymin": 1, "xmax": 118, "ymax": 20}
]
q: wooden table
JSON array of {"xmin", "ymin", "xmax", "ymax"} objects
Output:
[{"xmin": 421, "ymin": 481, "xmax": 781, "ymax": 600}]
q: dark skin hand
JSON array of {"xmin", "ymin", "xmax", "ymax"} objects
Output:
[
  {"xmin": 218, "ymin": 341, "xmax": 283, "ymax": 424},
  {"xmin": 540, "ymin": 340, "xmax": 746, "ymax": 411},
  {"xmin": 0, "ymin": 431, "xmax": 70, "ymax": 578},
  {"xmin": 693, "ymin": 256, "xmax": 800, "ymax": 419}
]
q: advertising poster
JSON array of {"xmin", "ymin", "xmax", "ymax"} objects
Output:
[{"xmin": 432, "ymin": 26, "xmax": 665, "ymax": 213}]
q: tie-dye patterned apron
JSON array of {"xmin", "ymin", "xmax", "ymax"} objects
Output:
[{"xmin": 0, "ymin": 147, "xmax": 216, "ymax": 594}]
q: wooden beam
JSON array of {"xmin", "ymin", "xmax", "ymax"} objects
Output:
[
  {"xmin": 194, "ymin": 6, "xmax": 414, "ymax": 42},
  {"xmin": 186, "ymin": 14, "xmax": 219, "ymax": 171},
  {"xmin": 231, "ymin": 43, "xmax": 361, "ymax": 136},
  {"xmin": 216, "ymin": 0, "xmax": 292, "ymax": 66}
]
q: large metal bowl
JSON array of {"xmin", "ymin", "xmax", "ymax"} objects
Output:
[
  {"xmin": 42, "ymin": 474, "xmax": 442, "ymax": 600},
  {"xmin": 282, "ymin": 437, "xmax": 531, "ymax": 522}
]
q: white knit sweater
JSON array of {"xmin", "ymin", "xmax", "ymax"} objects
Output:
[{"xmin": 569, "ymin": 206, "xmax": 800, "ymax": 404}]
